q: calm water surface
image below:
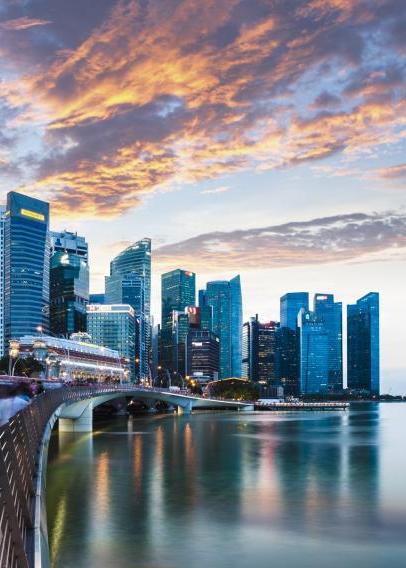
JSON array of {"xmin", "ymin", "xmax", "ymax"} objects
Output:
[{"xmin": 46, "ymin": 403, "xmax": 406, "ymax": 568}]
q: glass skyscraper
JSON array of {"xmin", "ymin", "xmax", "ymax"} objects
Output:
[
  {"xmin": 160, "ymin": 269, "xmax": 196, "ymax": 373},
  {"xmin": 50, "ymin": 231, "xmax": 89, "ymax": 338},
  {"xmin": 0, "ymin": 209, "xmax": 5, "ymax": 356},
  {"xmin": 105, "ymin": 272, "xmax": 146, "ymax": 380},
  {"xmin": 4, "ymin": 192, "xmax": 50, "ymax": 345},
  {"xmin": 347, "ymin": 292, "xmax": 380, "ymax": 395},
  {"xmin": 280, "ymin": 292, "xmax": 309, "ymax": 330},
  {"xmin": 297, "ymin": 309, "xmax": 329, "ymax": 394},
  {"xmin": 314, "ymin": 293, "xmax": 343, "ymax": 391},
  {"xmin": 242, "ymin": 315, "xmax": 279, "ymax": 388},
  {"xmin": 203, "ymin": 275, "xmax": 242, "ymax": 379}
]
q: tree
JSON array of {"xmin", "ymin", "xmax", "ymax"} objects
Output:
[{"xmin": 0, "ymin": 356, "xmax": 44, "ymax": 378}]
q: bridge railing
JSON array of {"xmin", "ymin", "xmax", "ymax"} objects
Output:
[{"xmin": 0, "ymin": 384, "xmax": 123, "ymax": 568}]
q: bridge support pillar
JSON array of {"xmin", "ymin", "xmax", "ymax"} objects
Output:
[
  {"xmin": 177, "ymin": 401, "xmax": 193, "ymax": 415},
  {"xmin": 59, "ymin": 400, "xmax": 94, "ymax": 432},
  {"xmin": 239, "ymin": 404, "xmax": 255, "ymax": 412}
]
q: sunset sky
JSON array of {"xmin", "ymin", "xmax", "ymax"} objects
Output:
[{"xmin": 0, "ymin": 0, "xmax": 405, "ymax": 391}]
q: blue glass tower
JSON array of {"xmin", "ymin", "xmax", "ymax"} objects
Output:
[
  {"xmin": 347, "ymin": 292, "xmax": 380, "ymax": 395},
  {"xmin": 204, "ymin": 275, "xmax": 242, "ymax": 378},
  {"xmin": 280, "ymin": 292, "xmax": 309, "ymax": 330},
  {"xmin": 4, "ymin": 192, "xmax": 50, "ymax": 345},
  {"xmin": 314, "ymin": 293, "xmax": 343, "ymax": 391},
  {"xmin": 298, "ymin": 309, "xmax": 329, "ymax": 394}
]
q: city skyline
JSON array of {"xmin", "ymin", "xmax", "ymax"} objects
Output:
[{"xmin": 0, "ymin": 1, "xmax": 404, "ymax": 392}]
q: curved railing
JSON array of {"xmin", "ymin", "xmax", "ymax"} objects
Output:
[{"xmin": 0, "ymin": 385, "xmax": 123, "ymax": 568}]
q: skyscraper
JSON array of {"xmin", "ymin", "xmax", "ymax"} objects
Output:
[
  {"xmin": 297, "ymin": 309, "xmax": 329, "ymax": 394},
  {"xmin": 204, "ymin": 275, "xmax": 242, "ymax": 378},
  {"xmin": 0, "ymin": 209, "xmax": 5, "ymax": 357},
  {"xmin": 86, "ymin": 304, "xmax": 136, "ymax": 381},
  {"xmin": 4, "ymin": 192, "xmax": 50, "ymax": 345},
  {"xmin": 186, "ymin": 330, "xmax": 220, "ymax": 384},
  {"xmin": 280, "ymin": 292, "xmax": 309, "ymax": 330},
  {"xmin": 105, "ymin": 271, "xmax": 146, "ymax": 380},
  {"xmin": 314, "ymin": 293, "xmax": 343, "ymax": 391},
  {"xmin": 347, "ymin": 292, "xmax": 380, "ymax": 395},
  {"xmin": 50, "ymin": 231, "xmax": 89, "ymax": 338},
  {"xmin": 242, "ymin": 315, "xmax": 279, "ymax": 389},
  {"xmin": 160, "ymin": 269, "xmax": 196, "ymax": 373}
]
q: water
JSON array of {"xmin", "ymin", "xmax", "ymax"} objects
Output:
[{"xmin": 46, "ymin": 403, "xmax": 406, "ymax": 568}]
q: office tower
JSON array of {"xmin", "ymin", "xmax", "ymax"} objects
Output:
[
  {"xmin": 204, "ymin": 275, "xmax": 242, "ymax": 378},
  {"xmin": 242, "ymin": 315, "xmax": 279, "ymax": 388},
  {"xmin": 347, "ymin": 292, "xmax": 380, "ymax": 395},
  {"xmin": 314, "ymin": 293, "xmax": 343, "ymax": 391},
  {"xmin": 186, "ymin": 330, "xmax": 220, "ymax": 384},
  {"xmin": 86, "ymin": 304, "xmax": 136, "ymax": 381},
  {"xmin": 280, "ymin": 292, "xmax": 309, "ymax": 330},
  {"xmin": 297, "ymin": 309, "xmax": 329, "ymax": 394},
  {"xmin": 105, "ymin": 271, "xmax": 146, "ymax": 380},
  {"xmin": 160, "ymin": 269, "xmax": 195, "ymax": 372},
  {"xmin": 4, "ymin": 192, "xmax": 50, "ymax": 345},
  {"xmin": 275, "ymin": 326, "xmax": 300, "ymax": 396},
  {"xmin": 89, "ymin": 293, "xmax": 105, "ymax": 304},
  {"xmin": 109, "ymin": 239, "xmax": 151, "ymax": 360},
  {"xmin": 50, "ymin": 231, "xmax": 89, "ymax": 338},
  {"xmin": 0, "ymin": 209, "xmax": 5, "ymax": 356}
]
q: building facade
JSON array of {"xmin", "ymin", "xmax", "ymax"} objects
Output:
[
  {"xmin": 203, "ymin": 275, "xmax": 242, "ymax": 379},
  {"xmin": 242, "ymin": 316, "xmax": 279, "ymax": 387},
  {"xmin": 0, "ymin": 209, "xmax": 5, "ymax": 357},
  {"xmin": 280, "ymin": 292, "xmax": 309, "ymax": 330},
  {"xmin": 314, "ymin": 293, "xmax": 343, "ymax": 391},
  {"xmin": 87, "ymin": 304, "xmax": 136, "ymax": 381},
  {"xmin": 160, "ymin": 269, "xmax": 196, "ymax": 373},
  {"xmin": 4, "ymin": 192, "xmax": 50, "ymax": 346},
  {"xmin": 297, "ymin": 309, "xmax": 329, "ymax": 394},
  {"xmin": 186, "ymin": 330, "xmax": 220, "ymax": 384},
  {"xmin": 347, "ymin": 292, "xmax": 380, "ymax": 395},
  {"xmin": 50, "ymin": 231, "xmax": 89, "ymax": 338}
]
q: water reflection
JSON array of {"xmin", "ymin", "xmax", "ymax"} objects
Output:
[{"xmin": 47, "ymin": 404, "xmax": 406, "ymax": 568}]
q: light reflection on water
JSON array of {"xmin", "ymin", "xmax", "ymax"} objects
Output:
[{"xmin": 46, "ymin": 403, "xmax": 406, "ymax": 568}]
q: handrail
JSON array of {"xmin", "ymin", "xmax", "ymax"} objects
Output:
[{"xmin": 0, "ymin": 385, "xmax": 122, "ymax": 568}]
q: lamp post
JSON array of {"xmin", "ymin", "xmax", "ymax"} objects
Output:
[{"xmin": 8, "ymin": 339, "xmax": 21, "ymax": 376}]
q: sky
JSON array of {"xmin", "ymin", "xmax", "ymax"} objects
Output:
[{"xmin": 0, "ymin": 0, "xmax": 405, "ymax": 392}]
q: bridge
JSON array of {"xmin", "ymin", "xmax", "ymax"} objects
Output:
[{"xmin": 0, "ymin": 384, "xmax": 253, "ymax": 568}]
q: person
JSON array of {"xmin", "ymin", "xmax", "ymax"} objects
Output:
[{"xmin": 0, "ymin": 384, "xmax": 32, "ymax": 426}]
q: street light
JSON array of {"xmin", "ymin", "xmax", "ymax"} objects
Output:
[{"xmin": 8, "ymin": 339, "xmax": 20, "ymax": 376}]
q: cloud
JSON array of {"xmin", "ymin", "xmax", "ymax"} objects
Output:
[
  {"xmin": 376, "ymin": 163, "xmax": 406, "ymax": 180},
  {"xmin": 0, "ymin": 0, "xmax": 405, "ymax": 216},
  {"xmin": 201, "ymin": 186, "xmax": 230, "ymax": 195},
  {"xmin": 0, "ymin": 17, "xmax": 51, "ymax": 31},
  {"xmin": 153, "ymin": 210, "xmax": 406, "ymax": 272}
]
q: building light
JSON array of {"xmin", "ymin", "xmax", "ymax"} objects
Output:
[{"xmin": 20, "ymin": 208, "xmax": 45, "ymax": 222}]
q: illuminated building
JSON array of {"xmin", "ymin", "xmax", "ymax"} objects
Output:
[
  {"xmin": 186, "ymin": 330, "xmax": 220, "ymax": 384},
  {"xmin": 0, "ymin": 209, "xmax": 5, "ymax": 356},
  {"xmin": 50, "ymin": 231, "xmax": 89, "ymax": 338},
  {"xmin": 86, "ymin": 304, "xmax": 136, "ymax": 381},
  {"xmin": 4, "ymin": 191, "xmax": 50, "ymax": 345},
  {"xmin": 242, "ymin": 316, "xmax": 279, "ymax": 392},
  {"xmin": 347, "ymin": 292, "xmax": 380, "ymax": 395}
]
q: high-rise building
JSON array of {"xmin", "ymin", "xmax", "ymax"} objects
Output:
[
  {"xmin": 314, "ymin": 293, "xmax": 343, "ymax": 391},
  {"xmin": 86, "ymin": 304, "xmax": 136, "ymax": 381},
  {"xmin": 160, "ymin": 269, "xmax": 195, "ymax": 373},
  {"xmin": 50, "ymin": 231, "xmax": 89, "ymax": 338},
  {"xmin": 89, "ymin": 293, "xmax": 105, "ymax": 304},
  {"xmin": 105, "ymin": 271, "xmax": 146, "ymax": 380},
  {"xmin": 204, "ymin": 275, "xmax": 242, "ymax": 378},
  {"xmin": 242, "ymin": 315, "xmax": 279, "ymax": 388},
  {"xmin": 4, "ymin": 192, "xmax": 50, "ymax": 345},
  {"xmin": 0, "ymin": 209, "xmax": 5, "ymax": 357},
  {"xmin": 109, "ymin": 238, "xmax": 151, "ymax": 366},
  {"xmin": 186, "ymin": 330, "xmax": 220, "ymax": 384},
  {"xmin": 347, "ymin": 292, "xmax": 380, "ymax": 395},
  {"xmin": 297, "ymin": 309, "xmax": 329, "ymax": 394},
  {"xmin": 280, "ymin": 292, "xmax": 309, "ymax": 330},
  {"xmin": 275, "ymin": 326, "xmax": 300, "ymax": 396}
]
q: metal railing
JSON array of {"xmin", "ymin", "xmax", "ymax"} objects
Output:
[{"xmin": 0, "ymin": 385, "xmax": 123, "ymax": 568}]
